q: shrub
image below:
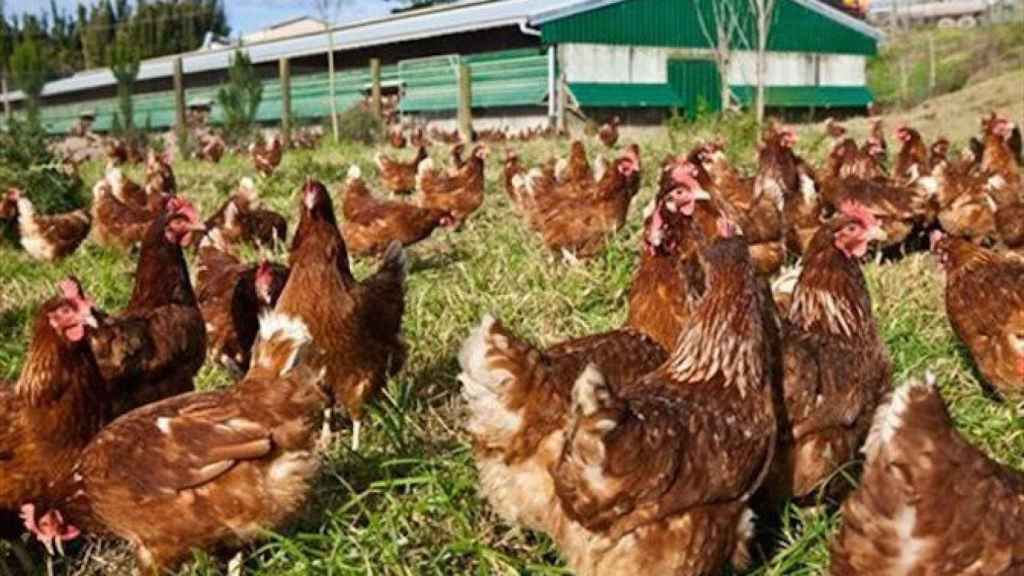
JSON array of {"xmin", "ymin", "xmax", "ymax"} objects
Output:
[
  {"xmin": 0, "ymin": 118, "xmax": 85, "ymax": 244},
  {"xmin": 336, "ymin": 105, "xmax": 383, "ymax": 145},
  {"xmin": 217, "ymin": 50, "xmax": 264, "ymax": 144}
]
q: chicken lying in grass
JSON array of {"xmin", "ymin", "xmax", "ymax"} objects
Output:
[
  {"xmin": 2, "ymin": 188, "xmax": 90, "ymax": 261},
  {"xmin": 1, "ymin": 279, "xmax": 102, "ymax": 547},
  {"xmin": 275, "ymin": 179, "xmax": 406, "ymax": 450},
  {"xmin": 88, "ymin": 198, "xmax": 207, "ymax": 418},
  {"xmin": 932, "ymin": 231, "xmax": 1024, "ymax": 398},
  {"xmin": 197, "ymin": 229, "xmax": 290, "ymax": 376},
  {"xmin": 765, "ymin": 201, "xmax": 893, "ymax": 506},
  {"xmin": 340, "ymin": 165, "xmax": 455, "ymax": 256},
  {"xmin": 55, "ymin": 313, "xmax": 329, "ymax": 575},
  {"xmin": 829, "ymin": 375, "xmax": 1024, "ymax": 575}
]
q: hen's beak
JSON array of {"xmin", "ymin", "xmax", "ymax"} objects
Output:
[
  {"xmin": 189, "ymin": 222, "xmax": 207, "ymax": 233},
  {"xmin": 83, "ymin": 312, "xmax": 99, "ymax": 329},
  {"xmin": 693, "ymin": 190, "xmax": 712, "ymax": 201}
]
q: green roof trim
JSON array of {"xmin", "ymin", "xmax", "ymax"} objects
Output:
[
  {"xmin": 569, "ymin": 83, "xmax": 684, "ymax": 108},
  {"xmin": 731, "ymin": 85, "xmax": 874, "ymax": 108}
]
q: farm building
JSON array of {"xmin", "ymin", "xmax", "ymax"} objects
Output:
[{"xmin": 0, "ymin": 0, "xmax": 883, "ymax": 134}]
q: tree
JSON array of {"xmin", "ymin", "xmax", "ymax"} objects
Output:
[
  {"xmin": 108, "ymin": 25, "xmax": 140, "ymax": 137},
  {"xmin": 695, "ymin": 0, "xmax": 750, "ymax": 113},
  {"xmin": 1, "ymin": 0, "xmax": 14, "ymax": 119},
  {"xmin": 748, "ymin": 0, "xmax": 779, "ymax": 125},
  {"xmin": 9, "ymin": 34, "xmax": 49, "ymax": 125},
  {"xmin": 310, "ymin": 0, "xmax": 352, "ymax": 144},
  {"xmin": 217, "ymin": 50, "xmax": 263, "ymax": 141}
]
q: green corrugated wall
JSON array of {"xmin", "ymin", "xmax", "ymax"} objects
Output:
[
  {"xmin": 400, "ymin": 48, "xmax": 549, "ymax": 112},
  {"xmin": 667, "ymin": 59, "xmax": 722, "ymax": 115},
  {"xmin": 35, "ymin": 49, "xmax": 550, "ymax": 134},
  {"xmin": 37, "ymin": 67, "xmax": 402, "ymax": 135},
  {"xmin": 540, "ymin": 0, "xmax": 878, "ymax": 56}
]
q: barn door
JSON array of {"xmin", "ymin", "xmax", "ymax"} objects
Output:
[{"xmin": 667, "ymin": 59, "xmax": 722, "ymax": 117}]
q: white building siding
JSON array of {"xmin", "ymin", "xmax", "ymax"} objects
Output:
[
  {"xmin": 561, "ymin": 43, "xmax": 669, "ymax": 83},
  {"xmin": 561, "ymin": 42, "xmax": 866, "ymax": 88}
]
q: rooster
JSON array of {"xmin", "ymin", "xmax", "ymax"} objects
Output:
[
  {"xmin": 197, "ymin": 229, "xmax": 290, "ymax": 376},
  {"xmin": 88, "ymin": 198, "xmax": 207, "ymax": 418},
  {"xmin": 3, "ymin": 188, "xmax": 90, "ymax": 261},
  {"xmin": 552, "ymin": 232, "xmax": 776, "ymax": 576},
  {"xmin": 627, "ymin": 159, "xmax": 715, "ymax": 350},
  {"xmin": 829, "ymin": 375, "xmax": 1024, "ymax": 575},
  {"xmin": 417, "ymin": 144, "xmax": 488, "ymax": 226},
  {"xmin": 765, "ymin": 201, "xmax": 892, "ymax": 505},
  {"xmin": 275, "ymin": 179, "xmax": 406, "ymax": 450},
  {"xmin": 58, "ymin": 313, "xmax": 330, "ymax": 575},
  {"xmin": 1, "ymin": 279, "xmax": 103, "ymax": 545},
  {"xmin": 341, "ymin": 165, "xmax": 454, "ymax": 256},
  {"xmin": 250, "ymin": 136, "xmax": 283, "ymax": 177},
  {"xmin": 932, "ymin": 232, "xmax": 1023, "ymax": 398},
  {"xmin": 376, "ymin": 145, "xmax": 428, "ymax": 195},
  {"xmin": 598, "ymin": 116, "xmax": 621, "ymax": 149}
]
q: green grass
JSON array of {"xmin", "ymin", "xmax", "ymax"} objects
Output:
[
  {"xmin": 1, "ymin": 129, "xmax": 1021, "ymax": 576},
  {"xmin": 867, "ymin": 21, "xmax": 1024, "ymax": 110}
]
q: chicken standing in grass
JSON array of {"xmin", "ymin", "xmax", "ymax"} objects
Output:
[
  {"xmin": 2, "ymin": 188, "xmax": 91, "ymax": 261},
  {"xmin": 340, "ymin": 165, "xmax": 455, "ymax": 256},
  {"xmin": 88, "ymin": 198, "xmax": 207, "ymax": 418},
  {"xmin": 376, "ymin": 145, "xmax": 428, "ymax": 195},
  {"xmin": 764, "ymin": 201, "xmax": 893, "ymax": 506},
  {"xmin": 829, "ymin": 374, "xmax": 1024, "ymax": 575},
  {"xmin": 552, "ymin": 232, "xmax": 776, "ymax": 576},
  {"xmin": 275, "ymin": 179, "xmax": 406, "ymax": 450},
  {"xmin": 56, "ymin": 313, "xmax": 330, "ymax": 575},
  {"xmin": 1, "ymin": 279, "xmax": 103, "ymax": 546},
  {"xmin": 932, "ymin": 231, "xmax": 1024, "ymax": 397},
  {"xmin": 197, "ymin": 229, "xmax": 290, "ymax": 376}
]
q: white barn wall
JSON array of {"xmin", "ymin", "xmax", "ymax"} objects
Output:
[{"xmin": 560, "ymin": 42, "xmax": 866, "ymax": 87}]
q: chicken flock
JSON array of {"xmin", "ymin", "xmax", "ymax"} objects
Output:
[{"xmin": 0, "ymin": 112, "xmax": 1022, "ymax": 576}]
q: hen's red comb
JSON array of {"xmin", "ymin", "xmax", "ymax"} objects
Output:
[
  {"xmin": 839, "ymin": 200, "xmax": 877, "ymax": 229},
  {"xmin": 167, "ymin": 197, "xmax": 199, "ymax": 223},
  {"xmin": 57, "ymin": 278, "xmax": 83, "ymax": 301}
]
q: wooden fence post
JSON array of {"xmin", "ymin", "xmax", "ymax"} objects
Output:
[
  {"xmin": 280, "ymin": 57, "xmax": 292, "ymax": 147},
  {"xmin": 173, "ymin": 57, "xmax": 189, "ymax": 157},
  {"xmin": 370, "ymin": 58, "xmax": 382, "ymax": 120},
  {"xmin": 557, "ymin": 72, "xmax": 568, "ymax": 134},
  {"xmin": 457, "ymin": 62, "xmax": 472, "ymax": 141}
]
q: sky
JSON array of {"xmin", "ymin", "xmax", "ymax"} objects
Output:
[{"xmin": 5, "ymin": 0, "xmax": 396, "ymax": 36}]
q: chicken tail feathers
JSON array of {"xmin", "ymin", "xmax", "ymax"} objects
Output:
[
  {"xmin": 250, "ymin": 312, "xmax": 320, "ymax": 379},
  {"xmin": 863, "ymin": 373, "xmax": 943, "ymax": 463},
  {"xmin": 458, "ymin": 315, "xmax": 544, "ymax": 442}
]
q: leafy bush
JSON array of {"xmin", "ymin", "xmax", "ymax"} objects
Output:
[
  {"xmin": 0, "ymin": 118, "xmax": 85, "ymax": 243},
  {"xmin": 8, "ymin": 35, "xmax": 50, "ymax": 123},
  {"xmin": 336, "ymin": 105, "xmax": 383, "ymax": 145},
  {"xmin": 217, "ymin": 50, "xmax": 264, "ymax": 144}
]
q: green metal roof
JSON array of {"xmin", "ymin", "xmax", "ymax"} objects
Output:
[
  {"xmin": 540, "ymin": 0, "xmax": 879, "ymax": 56},
  {"xmin": 569, "ymin": 83, "xmax": 683, "ymax": 107},
  {"xmin": 731, "ymin": 85, "xmax": 874, "ymax": 107}
]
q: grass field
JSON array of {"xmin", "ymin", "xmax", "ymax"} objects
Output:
[{"xmin": 1, "ymin": 123, "xmax": 1022, "ymax": 575}]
